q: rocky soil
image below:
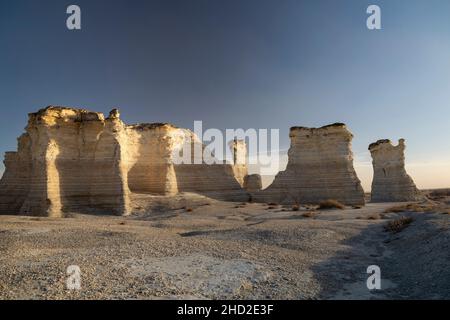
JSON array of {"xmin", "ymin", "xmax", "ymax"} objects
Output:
[{"xmin": 0, "ymin": 193, "xmax": 448, "ymax": 300}]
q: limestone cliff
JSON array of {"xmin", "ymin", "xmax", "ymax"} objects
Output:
[
  {"xmin": 171, "ymin": 136, "xmax": 247, "ymax": 201},
  {"xmin": 369, "ymin": 139, "xmax": 422, "ymax": 202},
  {"xmin": 0, "ymin": 106, "xmax": 248, "ymax": 216},
  {"xmin": 253, "ymin": 123, "xmax": 365, "ymax": 205},
  {"xmin": 0, "ymin": 107, "xmax": 131, "ymax": 217}
]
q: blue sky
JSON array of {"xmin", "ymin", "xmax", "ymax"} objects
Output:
[{"xmin": 1, "ymin": 0, "xmax": 450, "ymax": 190}]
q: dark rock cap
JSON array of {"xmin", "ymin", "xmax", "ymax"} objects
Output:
[
  {"xmin": 290, "ymin": 122, "xmax": 346, "ymax": 131},
  {"xmin": 368, "ymin": 139, "xmax": 392, "ymax": 150},
  {"xmin": 128, "ymin": 123, "xmax": 178, "ymax": 130}
]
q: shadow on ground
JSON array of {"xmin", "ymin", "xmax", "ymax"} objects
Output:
[{"xmin": 311, "ymin": 212, "xmax": 450, "ymax": 299}]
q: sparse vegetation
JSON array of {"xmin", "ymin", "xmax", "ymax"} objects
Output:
[
  {"xmin": 291, "ymin": 204, "xmax": 300, "ymax": 211},
  {"xmin": 384, "ymin": 216, "xmax": 414, "ymax": 233},
  {"xmin": 186, "ymin": 208, "xmax": 193, "ymax": 212},
  {"xmin": 267, "ymin": 202, "xmax": 278, "ymax": 206},
  {"xmin": 318, "ymin": 199, "xmax": 345, "ymax": 210},
  {"xmin": 426, "ymin": 188, "xmax": 450, "ymax": 201},
  {"xmin": 384, "ymin": 203, "xmax": 438, "ymax": 214},
  {"xmin": 302, "ymin": 211, "xmax": 316, "ymax": 218},
  {"xmin": 367, "ymin": 213, "xmax": 381, "ymax": 220}
]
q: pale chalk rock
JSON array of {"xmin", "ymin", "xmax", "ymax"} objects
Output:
[
  {"xmin": 0, "ymin": 106, "xmax": 248, "ymax": 217},
  {"xmin": 369, "ymin": 139, "xmax": 422, "ymax": 202},
  {"xmin": 253, "ymin": 123, "xmax": 365, "ymax": 205}
]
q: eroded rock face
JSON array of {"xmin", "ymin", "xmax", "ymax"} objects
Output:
[
  {"xmin": 244, "ymin": 174, "xmax": 262, "ymax": 193},
  {"xmin": 0, "ymin": 107, "xmax": 131, "ymax": 217},
  {"xmin": 0, "ymin": 106, "xmax": 248, "ymax": 216},
  {"xmin": 253, "ymin": 123, "xmax": 365, "ymax": 205},
  {"xmin": 369, "ymin": 139, "xmax": 422, "ymax": 202},
  {"xmin": 172, "ymin": 136, "xmax": 247, "ymax": 202}
]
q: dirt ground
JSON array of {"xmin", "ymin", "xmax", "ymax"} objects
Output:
[{"xmin": 0, "ymin": 193, "xmax": 449, "ymax": 300}]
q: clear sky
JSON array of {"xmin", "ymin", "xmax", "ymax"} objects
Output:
[{"xmin": 1, "ymin": 0, "xmax": 450, "ymax": 191}]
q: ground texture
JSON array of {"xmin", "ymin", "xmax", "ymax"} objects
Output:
[{"xmin": 0, "ymin": 193, "xmax": 449, "ymax": 299}]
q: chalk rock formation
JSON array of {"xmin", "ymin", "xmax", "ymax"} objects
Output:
[
  {"xmin": 254, "ymin": 123, "xmax": 365, "ymax": 205},
  {"xmin": 0, "ymin": 106, "xmax": 248, "ymax": 217},
  {"xmin": 244, "ymin": 174, "xmax": 262, "ymax": 193},
  {"xmin": 228, "ymin": 139, "xmax": 247, "ymax": 186},
  {"xmin": 0, "ymin": 107, "xmax": 131, "ymax": 217},
  {"xmin": 150, "ymin": 128, "xmax": 248, "ymax": 201},
  {"xmin": 369, "ymin": 139, "xmax": 422, "ymax": 202}
]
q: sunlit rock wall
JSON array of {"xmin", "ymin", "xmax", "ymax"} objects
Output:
[
  {"xmin": 369, "ymin": 139, "xmax": 422, "ymax": 202},
  {"xmin": 0, "ymin": 106, "xmax": 249, "ymax": 216},
  {"xmin": 253, "ymin": 123, "xmax": 365, "ymax": 205}
]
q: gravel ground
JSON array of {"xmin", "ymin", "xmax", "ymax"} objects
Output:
[{"xmin": 0, "ymin": 193, "xmax": 448, "ymax": 300}]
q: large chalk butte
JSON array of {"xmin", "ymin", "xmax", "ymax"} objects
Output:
[
  {"xmin": 0, "ymin": 106, "xmax": 248, "ymax": 216},
  {"xmin": 369, "ymin": 139, "xmax": 422, "ymax": 202},
  {"xmin": 253, "ymin": 123, "xmax": 365, "ymax": 205}
]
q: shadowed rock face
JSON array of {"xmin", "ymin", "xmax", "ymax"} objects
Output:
[
  {"xmin": 369, "ymin": 139, "xmax": 422, "ymax": 202},
  {"xmin": 244, "ymin": 174, "xmax": 262, "ymax": 193},
  {"xmin": 253, "ymin": 123, "xmax": 365, "ymax": 205},
  {"xmin": 0, "ymin": 106, "xmax": 247, "ymax": 217}
]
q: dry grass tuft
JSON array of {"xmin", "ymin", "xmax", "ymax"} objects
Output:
[
  {"xmin": 384, "ymin": 216, "xmax": 414, "ymax": 233},
  {"xmin": 318, "ymin": 199, "xmax": 345, "ymax": 210},
  {"xmin": 302, "ymin": 211, "xmax": 316, "ymax": 218},
  {"xmin": 367, "ymin": 213, "xmax": 381, "ymax": 220},
  {"xmin": 384, "ymin": 203, "xmax": 438, "ymax": 214}
]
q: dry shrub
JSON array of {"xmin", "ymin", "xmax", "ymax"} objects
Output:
[
  {"xmin": 427, "ymin": 189, "xmax": 450, "ymax": 200},
  {"xmin": 186, "ymin": 208, "xmax": 193, "ymax": 212},
  {"xmin": 267, "ymin": 206, "xmax": 277, "ymax": 210},
  {"xmin": 119, "ymin": 221, "xmax": 126, "ymax": 225},
  {"xmin": 367, "ymin": 213, "xmax": 381, "ymax": 220},
  {"xmin": 384, "ymin": 203, "xmax": 437, "ymax": 214},
  {"xmin": 302, "ymin": 211, "xmax": 316, "ymax": 218},
  {"xmin": 318, "ymin": 199, "xmax": 345, "ymax": 210},
  {"xmin": 291, "ymin": 204, "xmax": 300, "ymax": 211},
  {"xmin": 384, "ymin": 216, "xmax": 414, "ymax": 233}
]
